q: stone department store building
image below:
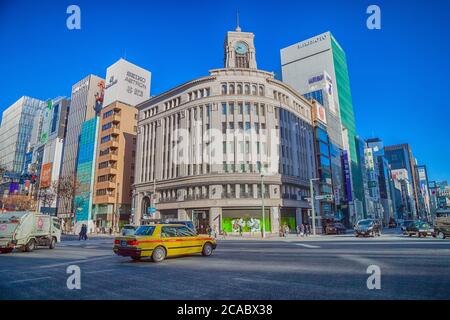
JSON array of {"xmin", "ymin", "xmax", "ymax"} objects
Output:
[{"xmin": 133, "ymin": 26, "xmax": 317, "ymax": 234}]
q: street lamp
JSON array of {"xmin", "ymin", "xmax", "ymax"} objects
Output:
[
  {"xmin": 261, "ymin": 173, "xmax": 266, "ymax": 238},
  {"xmin": 310, "ymin": 178, "xmax": 320, "ymax": 236}
]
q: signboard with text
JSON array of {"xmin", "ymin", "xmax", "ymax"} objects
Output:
[{"xmin": 103, "ymin": 58, "xmax": 151, "ymax": 108}]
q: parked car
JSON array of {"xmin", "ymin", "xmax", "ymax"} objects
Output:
[
  {"xmin": 401, "ymin": 220, "xmax": 415, "ymax": 233},
  {"xmin": 113, "ymin": 223, "xmax": 216, "ymax": 262},
  {"xmin": 388, "ymin": 218, "xmax": 397, "ymax": 228},
  {"xmin": 121, "ymin": 225, "xmax": 137, "ymax": 236},
  {"xmin": 0, "ymin": 211, "xmax": 61, "ymax": 253},
  {"xmin": 405, "ymin": 221, "xmax": 435, "ymax": 237},
  {"xmin": 434, "ymin": 212, "xmax": 450, "ymax": 239},
  {"xmin": 325, "ymin": 223, "xmax": 347, "ymax": 235},
  {"xmin": 354, "ymin": 219, "xmax": 381, "ymax": 237}
]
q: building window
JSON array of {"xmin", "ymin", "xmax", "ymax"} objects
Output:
[
  {"xmin": 102, "ymin": 122, "xmax": 112, "ymax": 131},
  {"xmin": 222, "ymin": 103, "xmax": 227, "ymax": 115},
  {"xmin": 229, "ymin": 84, "xmax": 235, "ymax": 94},
  {"xmin": 101, "ymin": 135, "xmax": 111, "ymax": 144},
  {"xmin": 222, "ymin": 84, "xmax": 227, "ymax": 95},
  {"xmin": 103, "ymin": 110, "xmax": 113, "ymax": 119},
  {"xmin": 229, "ymin": 103, "xmax": 234, "ymax": 114},
  {"xmin": 244, "ymin": 84, "xmax": 250, "ymax": 95}
]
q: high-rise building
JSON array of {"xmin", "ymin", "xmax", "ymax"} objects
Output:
[
  {"xmin": 415, "ymin": 165, "xmax": 431, "ymax": 221},
  {"xmin": 0, "ymin": 96, "xmax": 46, "ymax": 196},
  {"xmin": 365, "ymin": 138, "xmax": 394, "ymax": 224},
  {"xmin": 133, "ymin": 25, "xmax": 317, "ymax": 234},
  {"xmin": 93, "ymin": 59, "xmax": 151, "ymax": 230},
  {"xmin": 391, "ymin": 168, "xmax": 416, "ymax": 220},
  {"xmin": 58, "ymin": 74, "xmax": 104, "ymax": 218},
  {"xmin": 310, "ymin": 100, "xmax": 345, "ymax": 226},
  {"xmin": 385, "ymin": 143, "xmax": 419, "ymax": 218},
  {"xmin": 280, "ymin": 32, "xmax": 363, "ymax": 223},
  {"xmin": 74, "ymin": 117, "xmax": 100, "ymax": 233},
  {"xmin": 33, "ymin": 97, "xmax": 71, "ymax": 215}
]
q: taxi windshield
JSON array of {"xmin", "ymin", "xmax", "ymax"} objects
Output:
[{"xmin": 134, "ymin": 226, "xmax": 156, "ymax": 236}]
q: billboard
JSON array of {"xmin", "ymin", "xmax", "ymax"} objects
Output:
[
  {"xmin": 40, "ymin": 162, "xmax": 53, "ymax": 188},
  {"xmin": 314, "ymin": 102, "xmax": 327, "ymax": 124},
  {"xmin": 341, "ymin": 150, "xmax": 353, "ymax": 202},
  {"xmin": 103, "ymin": 58, "xmax": 151, "ymax": 108}
]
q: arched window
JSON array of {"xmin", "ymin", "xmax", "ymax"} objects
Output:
[
  {"xmin": 222, "ymin": 84, "xmax": 227, "ymax": 95},
  {"xmin": 229, "ymin": 84, "xmax": 235, "ymax": 94},
  {"xmin": 259, "ymin": 85, "xmax": 265, "ymax": 96},
  {"xmin": 237, "ymin": 84, "xmax": 243, "ymax": 94},
  {"xmin": 244, "ymin": 84, "xmax": 250, "ymax": 95},
  {"xmin": 251, "ymin": 84, "xmax": 257, "ymax": 95}
]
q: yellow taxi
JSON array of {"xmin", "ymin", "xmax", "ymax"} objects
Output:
[{"xmin": 113, "ymin": 223, "xmax": 217, "ymax": 262}]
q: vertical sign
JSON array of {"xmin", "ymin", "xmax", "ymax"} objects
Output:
[{"xmin": 342, "ymin": 150, "xmax": 353, "ymax": 202}]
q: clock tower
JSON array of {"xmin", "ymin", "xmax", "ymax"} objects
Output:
[{"xmin": 224, "ymin": 22, "xmax": 257, "ymax": 69}]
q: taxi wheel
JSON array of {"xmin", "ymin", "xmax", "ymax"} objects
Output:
[
  {"xmin": 202, "ymin": 242, "xmax": 213, "ymax": 256},
  {"xmin": 152, "ymin": 246, "xmax": 166, "ymax": 263}
]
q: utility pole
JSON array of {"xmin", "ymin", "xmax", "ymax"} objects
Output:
[
  {"xmin": 310, "ymin": 178, "xmax": 320, "ymax": 236},
  {"xmin": 261, "ymin": 173, "xmax": 266, "ymax": 238}
]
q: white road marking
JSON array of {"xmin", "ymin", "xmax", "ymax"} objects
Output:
[
  {"xmin": 84, "ymin": 268, "xmax": 115, "ymax": 274},
  {"xmin": 36, "ymin": 255, "xmax": 114, "ymax": 269},
  {"xmin": 338, "ymin": 254, "xmax": 384, "ymax": 267},
  {"xmin": 294, "ymin": 243, "xmax": 321, "ymax": 248},
  {"xmin": 8, "ymin": 276, "xmax": 52, "ymax": 284}
]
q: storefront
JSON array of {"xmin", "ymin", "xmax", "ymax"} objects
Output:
[{"xmin": 222, "ymin": 208, "xmax": 271, "ymax": 234}]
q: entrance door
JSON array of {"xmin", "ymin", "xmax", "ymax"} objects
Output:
[{"xmin": 192, "ymin": 210, "xmax": 209, "ymax": 234}]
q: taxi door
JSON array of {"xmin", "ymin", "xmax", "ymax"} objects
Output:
[{"xmin": 175, "ymin": 226, "xmax": 203, "ymax": 254}]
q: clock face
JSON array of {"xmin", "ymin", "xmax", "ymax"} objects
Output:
[{"xmin": 235, "ymin": 42, "xmax": 248, "ymax": 54}]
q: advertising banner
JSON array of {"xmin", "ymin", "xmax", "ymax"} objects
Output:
[
  {"xmin": 40, "ymin": 162, "xmax": 53, "ymax": 188},
  {"xmin": 341, "ymin": 150, "xmax": 353, "ymax": 202}
]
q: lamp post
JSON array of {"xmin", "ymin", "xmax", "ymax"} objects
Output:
[
  {"xmin": 261, "ymin": 173, "xmax": 266, "ymax": 238},
  {"xmin": 310, "ymin": 178, "xmax": 320, "ymax": 236}
]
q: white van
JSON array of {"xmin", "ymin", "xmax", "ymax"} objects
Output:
[{"xmin": 0, "ymin": 211, "xmax": 61, "ymax": 253}]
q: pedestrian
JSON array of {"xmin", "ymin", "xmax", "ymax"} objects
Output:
[
  {"xmin": 284, "ymin": 224, "xmax": 290, "ymax": 237},
  {"xmin": 109, "ymin": 227, "xmax": 113, "ymax": 235},
  {"xmin": 221, "ymin": 228, "xmax": 227, "ymax": 239},
  {"xmin": 238, "ymin": 224, "xmax": 243, "ymax": 237},
  {"xmin": 213, "ymin": 225, "xmax": 219, "ymax": 238},
  {"xmin": 296, "ymin": 225, "xmax": 301, "ymax": 237},
  {"xmin": 207, "ymin": 225, "xmax": 212, "ymax": 236},
  {"xmin": 303, "ymin": 224, "xmax": 308, "ymax": 237},
  {"xmin": 306, "ymin": 224, "xmax": 311, "ymax": 236},
  {"xmin": 300, "ymin": 224, "xmax": 305, "ymax": 237}
]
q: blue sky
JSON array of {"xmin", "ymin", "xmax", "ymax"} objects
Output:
[{"xmin": 0, "ymin": 0, "xmax": 449, "ymax": 182}]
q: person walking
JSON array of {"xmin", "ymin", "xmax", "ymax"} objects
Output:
[
  {"xmin": 78, "ymin": 225, "xmax": 83, "ymax": 241},
  {"xmin": 300, "ymin": 223, "xmax": 305, "ymax": 237},
  {"xmin": 284, "ymin": 224, "xmax": 290, "ymax": 237},
  {"xmin": 296, "ymin": 225, "xmax": 301, "ymax": 237},
  {"xmin": 306, "ymin": 224, "xmax": 311, "ymax": 236}
]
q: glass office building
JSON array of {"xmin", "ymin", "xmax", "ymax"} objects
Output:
[
  {"xmin": 74, "ymin": 117, "xmax": 99, "ymax": 232},
  {"xmin": 281, "ymin": 32, "xmax": 362, "ymax": 224},
  {"xmin": 0, "ymin": 96, "xmax": 45, "ymax": 195}
]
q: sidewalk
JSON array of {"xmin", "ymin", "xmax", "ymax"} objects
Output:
[
  {"xmin": 216, "ymin": 233, "xmax": 333, "ymax": 241},
  {"xmin": 61, "ymin": 233, "xmax": 117, "ymax": 241}
]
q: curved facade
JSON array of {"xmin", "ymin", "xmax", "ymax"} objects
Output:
[{"xmin": 133, "ymin": 28, "xmax": 316, "ymax": 234}]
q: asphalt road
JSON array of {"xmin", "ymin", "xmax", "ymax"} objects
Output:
[{"xmin": 1, "ymin": 230, "xmax": 450, "ymax": 300}]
